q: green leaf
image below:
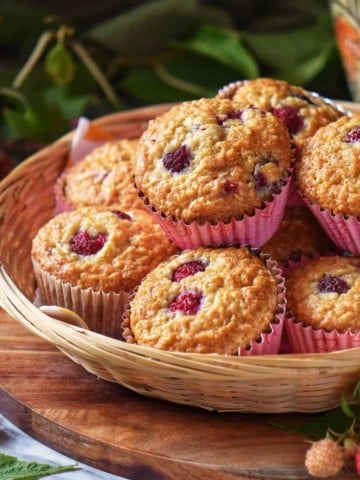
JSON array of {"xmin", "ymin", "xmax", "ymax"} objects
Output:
[
  {"xmin": 353, "ymin": 380, "xmax": 360, "ymax": 400},
  {"xmin": 175, "ymin": 24, "xmax": 259, "ymax": 78},
  {"xmin": 3, "ymin": 95, "xmax": 69, "ymax": 142},
  {"xmin": 86, "ymin": 0, "xmax": 199, "ymax": 56},
  {"xmin": 121, "ymin": 66, "xmax": 197, "ymax": 103},
  {"xmin": 271, "ymin": 406, "xmax": 359, "ymax": 440},
  {"xmin": 0, "ymin": 88, "xmax": 28, "ymax": 112},
  {"xmin": 340, "ymin": 393, "xmax": 357, "ymax": 419},
  {"xmin": 243, "ymin": 13, "xmax": 334, "ymax": 72},
  {"xmin": 45, "ymin": 43, "xmax": 76, "ymax": 86},
  {"xmin": 85, "ymin": 0, "xmax": 233, "ymax": 58},
  {"xmin": 276, "ymin": 42, "xmax": 336, "ymax": 86},
  {"xmin": 44, "ymin": 86, "xmax": 92, "ymax": 120},
  {"xmin": 0, "ymin": 452, "xmax": 77, "ymax": 480}
]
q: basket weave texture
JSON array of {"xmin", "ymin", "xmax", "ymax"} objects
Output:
[{"xmin": 1, "ymin": 102, "xmax": 360, "ymax": 414}]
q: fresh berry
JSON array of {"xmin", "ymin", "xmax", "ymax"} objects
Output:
[
  {"xmin": 318, "ymin": 275, "xmax": 349, "ymax": 294},
  {"xmin": 71, "ymin": 230, "xmax": 107, "ymax": 255},
  {"xmin": 216, "ymin": 110, "xmax": 243, "ymax": 125},
  {"xmin": 111, "ymin": 210, "xmax": 132, "ymax": 221},
  {"xmin": 270, "ymin": 106, "xmax": 304, "ymax": 135},
  {"xmin": 345, "ymin": 126, "xmax": 360, "ymax": 143},
  {"xmin": 163, "ymin": 145, "xmax": 191, "ymax": 173},
  {"xmin": 305, "ymin": 438, "xmax": 344, "ymax": 478},
  {"xmin": 223, "ymin": 180, "xmax": 239, "ymax": 194},
  {"xmin": 171, "ymin": 260, "xmax": 206, "ymax": 282},
  {"xmin": 168, "ymin": 290, "xmax": 202, "ymax": 315}
]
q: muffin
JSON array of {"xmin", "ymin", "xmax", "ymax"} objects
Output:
[
  {"xmin": 31, "ymin": 206, "xmax": 178, "ymax": 338},
  {"xmin": 122, "ymin": 246, "xmax": 286, "ymax": 355},
  {"xmin": 262, "ymin": 206, "xmax": 334, "ymax": 272},
  {"xmin": 296, "ymin": 113, "xmax": 360, "ymax": 254},
  {"xmin": 285, "ymin": 255, "xmax": 360, "ymax": 353},
  {"xmin": 54, "ymin": 139, "xmax": 143, "ymax": 214},
  {"xmin": 135, "ymin": 97, "xmax": 293, "ymax": 249},
  {"xmin": 217, "ymin": 78, "xmax": 344, "ymax": 150}
]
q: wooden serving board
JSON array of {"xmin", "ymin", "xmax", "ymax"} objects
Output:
[{"xmin": 0, "ymin": 308, "xmax": 356, "ymax": 480}]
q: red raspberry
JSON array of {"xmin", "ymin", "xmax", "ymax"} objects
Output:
[
  {"xmin": 168, "ymin": 290, "xmax": 202, "ymax": 314},
  {"xmin": 305, "ymin": 438, "xmax": 344, "ymax": 478},
  {"xmin": 111, "ymin": 210, "xmax": 132, "ymax": 221},
  {"xmin": 318, "ymin": 275, "xmax": 349, "ymax": 294},
  {"xmin": 171, "ymin": 260, "xmax": 206, "ymax": 282},
  {"xmin": 223, "ymin": 180, "xmax": 239, "ymax": 194},
  {"xmin": 163, "ymin": 145, "xmax": 191, "ymax": 173},
  {"xmin": 270, "ymin": 106, "xmax": 304, "ymax": 135},
  {"xmin": 345, "ymin": 126, "xmax": 360, "ymax": 143},
  {"xmin": 71, "ymin": 230, "xmax": 107, "ymax": 255}
]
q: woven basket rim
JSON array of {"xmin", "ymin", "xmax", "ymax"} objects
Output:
[{"xmin": 1, "ymin": 99, "xmax": 360, "ymax": 413}]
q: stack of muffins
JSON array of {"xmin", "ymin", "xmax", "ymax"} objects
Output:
[{"xmin": 32, "ymin": 77, "xmax": 360, "ymax": 355}]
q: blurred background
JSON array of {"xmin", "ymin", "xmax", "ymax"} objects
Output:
[{"xmin": 0, "ymin": 0, "xmax": 353, "ymax": 176}]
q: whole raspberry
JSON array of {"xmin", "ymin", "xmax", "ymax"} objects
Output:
[
  {"xmin": 270, "ymin": 106, "xmax": 304, "ymax": 135},
  {"xmin": 345, "ymin": 126, "xmax": 360, "ymax": 143},
  {"xmin": 305, "ymin": 438, "xmax": 344, "ymax": 478},
  {"xmin": 168, "ymin": 290, "xmax": 202, "ymax": 315},
  {"xmin": 163, "ymin": 145, "xmax": 191, "ymax": 173},
  {"xmin": 71, "ymin": 230, "xmax": 107, "ymax": 256},
  {"xmin": 318, "ymin": 275, "xmax": 349, "ymax": 294},
  {"xmin": 171, "ymin": 260, "xmax": 206, "ymax": 282}
]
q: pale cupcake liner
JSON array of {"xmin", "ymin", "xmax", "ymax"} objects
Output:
[
  {"xmin": 279, "ymin": 250, "xmax": 338, "ymax": 278},
  {"xmin": 286, "ymin": 180, "xmax": 305, "ymax": 207},
  {"xmin": 121, "ymin": 248, "xmax": 287, "ymax": 356},
  {"xmin": 32, "ymin": 258, "xmax": 129, "ymax": 339},
  {"xmin": 285, "ymin": 314, "xmax": 360, "ymax": 354},
  {"xmin": 137, "ymin": 171, "xmax": 292, "ymax": 249},
  {"xmin": 301, "ymin": 196, "xmax": 360, "ymax": 255}
]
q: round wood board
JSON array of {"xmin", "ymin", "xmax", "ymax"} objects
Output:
[{"xmin": 0, "ymin": 309, "xmax": 357, "ymax": 480}]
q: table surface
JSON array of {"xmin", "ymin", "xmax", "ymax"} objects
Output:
[
  {"xmin": 0, "ymin": 414, "xmax": 126, "ymax": 480},
  {"xmin": 1, "ymin": 306, "xmax": 358, "ymax": 480}
]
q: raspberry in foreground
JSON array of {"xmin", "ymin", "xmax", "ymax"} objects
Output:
[
  {"xmin": 171, "ymin": 261, "xmax": 206, "ymax": 282},
  {"xmin": 71, "ymin": 230, "xmax": 107, "ymax": 256},
  {"xmin": 305, "ymin": 438, "xmax": 344, "ymax": 478},
  {"xmin": 168, "ymin": 290, "xmax": 202, "ymax": 314}
]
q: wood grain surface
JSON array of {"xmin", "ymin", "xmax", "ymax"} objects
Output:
[{"xmin": 0, "ymin": 308, "xmax": 356, "ymax": 480}]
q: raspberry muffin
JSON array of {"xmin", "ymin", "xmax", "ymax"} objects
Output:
[
  {"xmin": 31, "ymin": 206, "xmax": 178, "ymax": 338},
  {"xmin": 285, "ymin": 255, "xmax": 360, "ymax": 352},
  {"xmin": 54, "ymin": 139, "xmax": 143, "ymax": 214},
  {"xmin": 262, "ymin": 206, "xmax": 334, "ymax": 271},
  {"xmin": 218, "ymin": 78, "xmax": 344, "ymax": 150},
  {"xmin": 135, "ymin": 98, "xmax": 293, "ymax": 249},
  {"xmin": 122, "ymin": 245, "xmax": 286, "ymax": 355},
  {"xmin": 296, "ymin": 113, "xmax": 360, "ymax": 254}
]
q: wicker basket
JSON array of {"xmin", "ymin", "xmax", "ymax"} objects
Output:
[{"xmin": 1, "ymin": 101, "xmax": 360, "ymax": 414}]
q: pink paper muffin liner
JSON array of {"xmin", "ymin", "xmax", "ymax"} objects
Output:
[
  {"xmin": 32, "ymin": 258, "xmax": 128, "ymax": 339},
  {"xmin": 137, "ymin": 172, "xmax": 292, "ymax": 250},
  {"xmin": 301, "ymin": 196, "xmax": 360, "ymax": 255},
  {"xmin": 122, "ymin": 249, "xmax": 287, "ymax": 356},
  {"xmin": 285, "ymin": 315, "xmax": 360, "ymax": 353}
]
